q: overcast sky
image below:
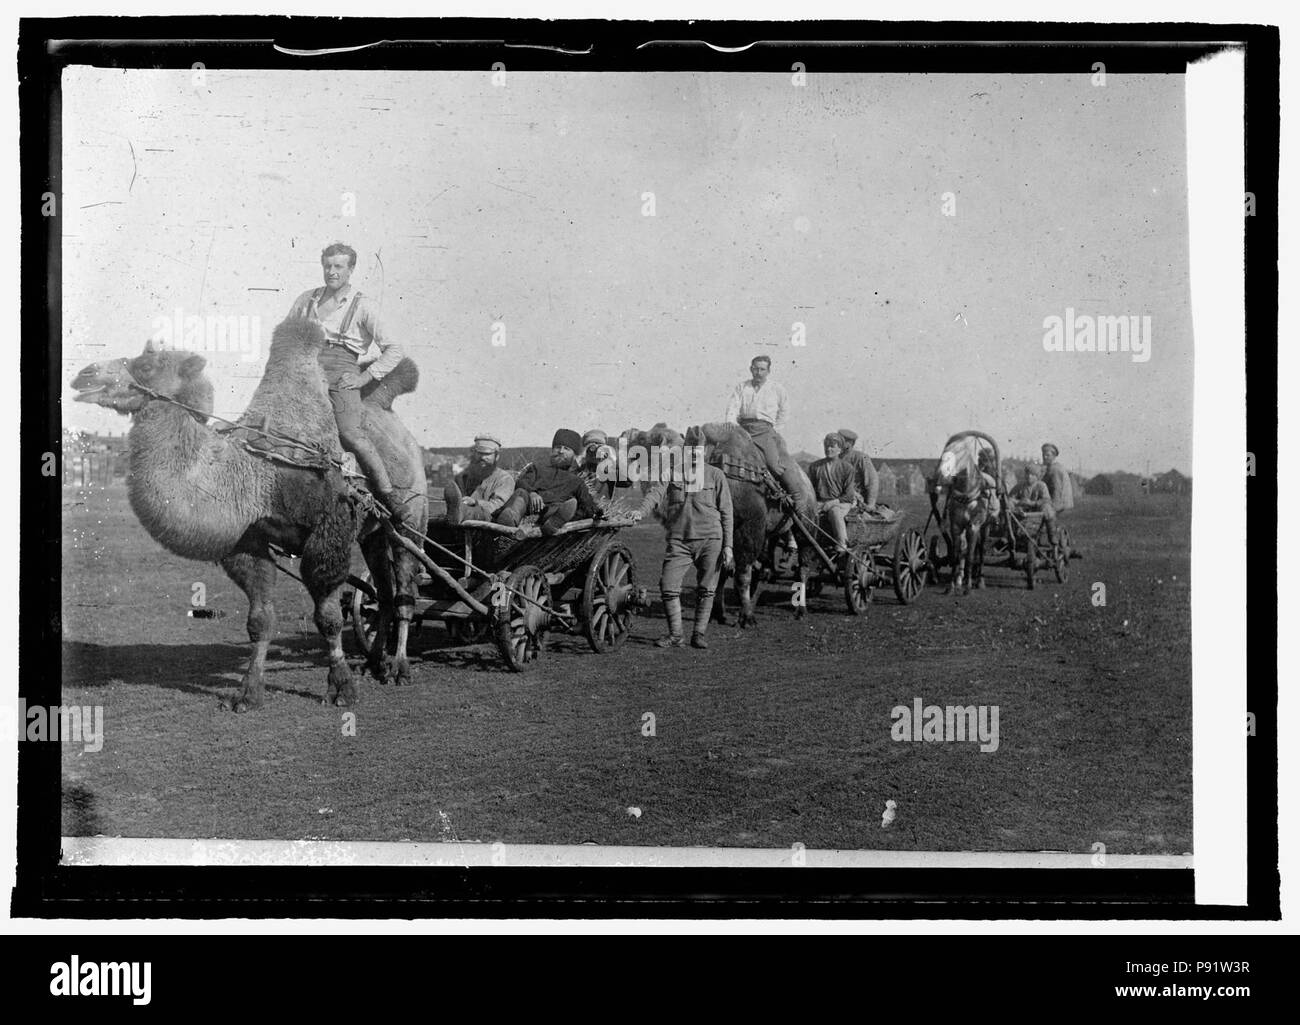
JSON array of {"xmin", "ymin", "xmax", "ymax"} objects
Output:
[{"xmin": 61, "ymin": 68, "xmax": 1193, "ymax": 475}]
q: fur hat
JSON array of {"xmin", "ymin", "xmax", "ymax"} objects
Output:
[
  {"xmin": 581, "ymin": 429, "xmax": 607, "ymax": 448},
  {"xmin": 552, "ymin": 428, "xmax": 582, "ymax": 453}
]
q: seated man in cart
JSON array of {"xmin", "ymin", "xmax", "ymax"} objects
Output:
[
  {"xmin": 443, "ymin": 432, "xmax": 516, "ymax": 525},
  {"xmin": 577, "ymin": 429, "xmax": 622, "ymax": 504},
  {"xmin": 836, "ymin": 427, "xmax": 880, "ymax": 512},
  {"xmin": 1010, "ymin": 463, "xmax": 1057, "ymax": 539},
  {"xmin": 495, "ymin": 428, "xmax": 602, "ymax": 536},
  {"xmin": 807, "ymin": 432, "xmax": 857, "ymax": 557}
]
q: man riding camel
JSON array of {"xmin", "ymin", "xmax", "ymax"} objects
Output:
[
  {"xmin": 724, "ymin": 354, "xmax": 808, "ymax": 553},
  {"xmin": 724, "ymin": 356, "xmax": 809, "ymax": 501},
  {"xmin": 289, "ymin": 242, "xmax": 409, "ymax": 522}
]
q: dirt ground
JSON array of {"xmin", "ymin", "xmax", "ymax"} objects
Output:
[{"xmin": 60, "ymin": 484, "xmax": 1191, "ymax": 854}]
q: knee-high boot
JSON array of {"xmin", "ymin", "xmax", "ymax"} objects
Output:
[
  {"xmin": 345, "ymin": 431, "xmax": 404, "ymax": 523},
  {"xmin": 495, "ymin": 490, "xmax": 530, "ymax": 527},
  {"xmin": 692, "ymin": 589, "xmax": 715, "ymax": 649},
  {"xmin": 656, "ymin": 594, "xmax": 684, "ymax": 647}
]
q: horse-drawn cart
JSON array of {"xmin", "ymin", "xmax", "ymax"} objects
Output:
[
  {"xmin": 766, "ymin": 504, "xmax": 928, "ymax": 614},
  {"xmin": 922, "ymin": 430, "xmax": 1070, "ymax": 590},
  {"xmin": 345, "ymin": 513, "xmax": 647, "ymax": 671}
]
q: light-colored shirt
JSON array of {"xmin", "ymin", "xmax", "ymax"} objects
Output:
[
  {"xmin": 724, "ymin": 378, "xmax": 789, "ymax": 431},
  {"xmin": 1043, "ymin": 462, "xmax": 1074, "ymax": 511},
  {"xmin": 639, "ymin": 464, "xmax": 734, "ymax": 548},
  {"xmin": 455, "ymin": 465, "xmax": 515, "ymax": 516},
  {"xmin": 289, "ymin": 284, "xmax": 404, "ymax": 381}
]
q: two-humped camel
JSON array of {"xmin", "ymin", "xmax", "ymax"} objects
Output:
[{"xmin": 71, "ymin": 318, "xmax": 428, "ymax": 711}]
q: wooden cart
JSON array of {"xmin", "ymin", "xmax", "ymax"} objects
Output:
[{"xmin": 346, "ymin": 514, "xmax": 647, "ymax": 671}]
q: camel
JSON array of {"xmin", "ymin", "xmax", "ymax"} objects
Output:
[
  {"xmin": 681, "ymin": 422, "xmax": 818, "ymax": 627},
  {"xmin": 70, "ymin": 318, "xmax": 429, "ymax": 711}
]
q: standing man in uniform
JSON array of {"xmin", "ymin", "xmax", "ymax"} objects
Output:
[
  {"xmin": 637, "ymin": 452, "xmax": 734, "ymax": 650},
  {"xmin": 1040, "ymin": 443, "xmax": 1074, "ymax": 513},
  {"xmin": 1040, "ymin": 442, "xmax": 1075, "ymax": 552},
  {"xmin": 289, "ymin": 242, "xmax": 408, "ymax": 522}
]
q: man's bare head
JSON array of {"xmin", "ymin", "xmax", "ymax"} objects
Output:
[{"xmin": 321, "ymin": 243, "xmax": 357, "ymax": 293}]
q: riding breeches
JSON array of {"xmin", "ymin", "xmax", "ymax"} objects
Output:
[{"xmin": 660, "ymin": 536, "xmax": 723, "ymax": 597}]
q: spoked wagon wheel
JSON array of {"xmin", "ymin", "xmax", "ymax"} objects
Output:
[
  {"xmin": 1024, "ymin": 538, "xmax": 1037, "ymax": 590},
  {"xmin": 843, "ymin": 554, "xmax": 874, "ymax": 615},
  {"xmin": 581, "ymin": 540, "xmax": 638, "ymax": 654},
  {"xmin": 492, "ymin": 565, "xmax": 552, "ymax": 672},
  {"xmin": 348, "ymin": 569, "xmax": 380, "ymax": 656},
  {"xmin": 1053, "ymin": 528, "xmax": 1071, "ymax": 583},
  {"xmin": 892, "ymin": 528, "xmax": 928, "ymax": 604},
  {"xmin": 446, "ymin": 618, "xmax": 492, "ymax": 645}
]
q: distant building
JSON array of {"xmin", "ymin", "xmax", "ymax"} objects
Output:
[
  {"xmin": 1154, "ymin": 469, "xmax": 1192, "ymax": 495},
  {"xmin": 62, "ymin": 430, "xmax": 128, "ymax": 486},
  {"xmin": 876, "ymin": 463, "xmax": 897, "ymax": 499},
  {"xmin": 1084, "ymin": 472, "xmax": 1149, "ymax": 498},
  {"xmin": 896, "ymin": 464, "xmax": 928, "ymax": 496}
]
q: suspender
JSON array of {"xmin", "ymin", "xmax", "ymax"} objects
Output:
[
  {"xmin": 307, "ymin": 288, "xmax": 363, "ymax": 345},
  {"xmin": 338, "ymin": 290, "xmax": 363, "ymax": 338}
]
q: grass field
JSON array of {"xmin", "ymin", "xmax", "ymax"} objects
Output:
[{"xmin": 60, "ymin": 484, "xmax": 1191, "ymax": 854}]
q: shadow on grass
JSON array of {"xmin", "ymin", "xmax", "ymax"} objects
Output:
[
  {"xmin": 62, "ymin": 639, "xmax": 324, "ymax": 704},
  {"xmin": 62, "ymin": 778, "xmax": 103, "ymax": 836}
]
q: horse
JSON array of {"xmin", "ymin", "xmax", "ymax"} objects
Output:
[{"xmin": 933, "ymin": 434, "xmax": 999, "ymax": 595}]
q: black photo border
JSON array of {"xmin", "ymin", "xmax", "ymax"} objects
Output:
[{"xmin": 15, "ymin": 16, "xmax": 1279, "ymax": 920}]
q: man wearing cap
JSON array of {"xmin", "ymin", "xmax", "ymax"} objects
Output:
[
  {"xmin": 495, "ymin": 428, "xmax": 601, "ymax": 535},
  {"xmin": 723, "ymin": 355, "xmax": 808, "ymax": 504},
  {"xmin": 807, "ymin": 433, "xmax": 857, "ymax": 555},
  {"xmin": 837, "ymin": 428, "xmax": 880, "ymax": 510},
  {"xmin": 636, "ymin": 451, "xmax": 734, "ymax": 650},
  {"xmin": 443, "ymin": 433, "xmax": 515, "ymax": 525},
  {"xmin": 289, "ymin": 242, "xmax": 408, "ymax": 522},
  {"xmin": 1040, "ymin": 443, "xmax": 1074, "ymax": 513},
  {"xmin": 578, "ymin": 429, "xmax": 620, "ymax": 504}
]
